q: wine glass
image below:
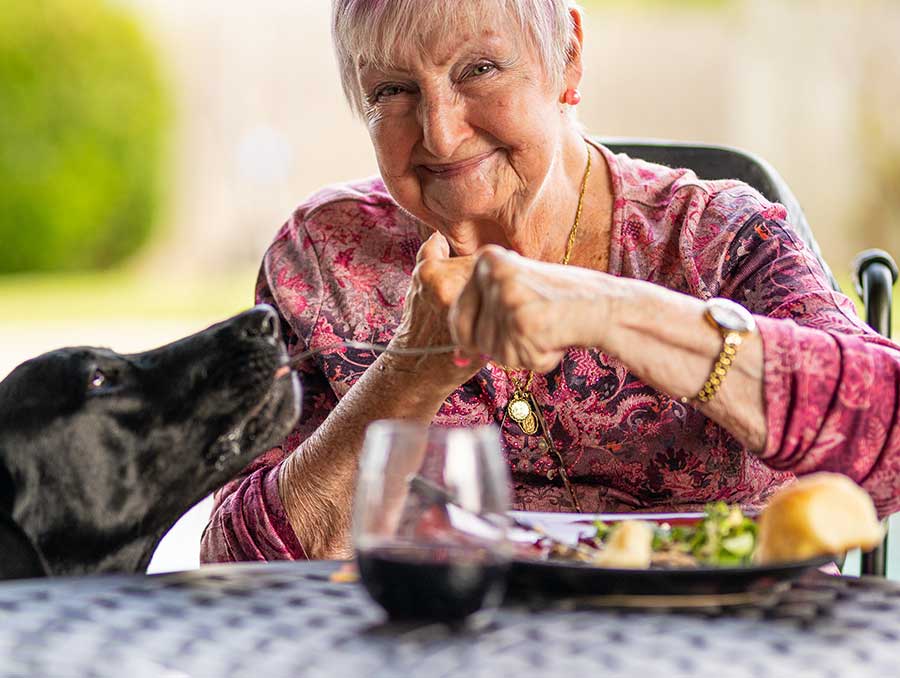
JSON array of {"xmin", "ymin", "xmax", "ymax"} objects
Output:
[{"xmin": 353, "ymin": 421, "xmax": 512, "ymax": 624}]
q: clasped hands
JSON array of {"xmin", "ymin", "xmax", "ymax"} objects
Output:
[{"xmin": 396, "ymin": 231, "xmax": 613, "ymax": 381}]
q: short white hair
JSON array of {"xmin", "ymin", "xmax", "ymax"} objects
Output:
[{"xmin": 332, "ymin": 0, "xmax": 579, "ymax": 118}]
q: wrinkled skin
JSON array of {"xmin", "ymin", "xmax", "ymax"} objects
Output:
[{"xmin": 0, "ymin": 305, "xmax": 300, "ymax": 579}]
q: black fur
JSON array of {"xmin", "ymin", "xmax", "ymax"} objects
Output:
[{"xmin": 0, "ymin": 305, "xmax": 300, "ymax": 579}]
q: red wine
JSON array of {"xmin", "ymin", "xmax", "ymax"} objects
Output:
[{"xmin": 357, "ymin": 545, "xmax": 507, "ymax": 622}]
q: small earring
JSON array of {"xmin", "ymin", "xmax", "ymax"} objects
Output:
[{"xmin": 563, "ymin": 88, "xmax": 582, "ymax": 106}]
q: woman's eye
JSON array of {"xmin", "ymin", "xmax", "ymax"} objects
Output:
[
  {"xmin": 88, "ymin": 369, "xmax": 107, "ymax": 390},
  {"xmin": 374, "ymin": 84, "xmax": 406, "ymax": 101},
  {"xmin": 469, "ymin": 63, "xmax": 495, "ymax": 78}
]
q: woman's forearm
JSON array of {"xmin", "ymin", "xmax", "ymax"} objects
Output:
[
  {"xmin": 277, "ymin": 353, "xmax": 456, "ymax": 559},
  {"xmin": 578, "ymin": 275, "xmax": 768, "ymax": 451},
  {"xmin": 450, "ymin": 250, "xmax": 769, "ymax": 451}
]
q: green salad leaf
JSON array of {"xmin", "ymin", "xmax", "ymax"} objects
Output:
[{"xmin": 595, "ymin": 501, "xmax": 758, "ymax": 567}]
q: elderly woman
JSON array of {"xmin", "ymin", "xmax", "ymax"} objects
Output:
[{"xmin": 201, "ymin": 0, "xmax": 900, "ymax": 562}]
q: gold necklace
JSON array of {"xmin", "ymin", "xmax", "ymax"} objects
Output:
[
  {"xmin": 499, "ymin": 143, "xmax": 592, "ymax": 513},
  {"xmin": 503, "ymin": 143, "xmax": 592, "ymax": 435}
]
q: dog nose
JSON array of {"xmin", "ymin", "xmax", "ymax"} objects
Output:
[{"xmin": 238, "ymin": 305, "xmax": 280, "ymax": 343}]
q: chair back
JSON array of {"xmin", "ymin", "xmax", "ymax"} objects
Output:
[{"xmin": 600, "ymin": 138, "xmax": 840, "ymax": 291}]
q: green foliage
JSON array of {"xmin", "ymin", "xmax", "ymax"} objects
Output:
[{"xmin": 0, "ymin": 0, "xmax": 170, "ymax": 273}]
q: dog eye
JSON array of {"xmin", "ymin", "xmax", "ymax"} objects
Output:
[{"xmin": 88, "ymin": 369, "xmax": 107, "ymax": 391}]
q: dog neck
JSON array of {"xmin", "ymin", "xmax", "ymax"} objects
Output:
[
  {"xmin": 0, "ymin": 458, "xmax": 48, "ymax": 579},
  {"xmin": 1, "ymin": 446, "xmax": 161, "ymax": 576}
]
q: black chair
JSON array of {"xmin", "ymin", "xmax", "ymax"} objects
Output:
[{"xmin": 600, "ymin": 137, "xmax": 899, "ymax": 576}]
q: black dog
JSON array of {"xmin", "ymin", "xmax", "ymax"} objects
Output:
[{"xmin": 0, "ymin": 305, "xmax": 300, "ymax": 579}]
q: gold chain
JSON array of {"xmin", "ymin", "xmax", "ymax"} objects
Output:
[
  {"xmin": 500, "ymin": 141, "xmax": 592, "ymax": 512},
  {"xmin": 504, "ymin": 143, "xmax": 592, "ymax": 388}
]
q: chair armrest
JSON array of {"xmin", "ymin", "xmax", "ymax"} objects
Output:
[
  {"xmin": 851, "ymin": 249, "xmax": 898, "ymax": 577},
  {"xmin": 853, "ymin": 249, "xmax": 898, "ymax": 339}
]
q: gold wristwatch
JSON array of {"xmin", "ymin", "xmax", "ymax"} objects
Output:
[{"xmin": 691, "ymin": 298, "xmax": 756, "ymax": 404}]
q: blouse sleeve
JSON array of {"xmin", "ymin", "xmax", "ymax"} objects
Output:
[
  {"xmin": 200, "ymin": 213, "xmax": 339, "ymax": 563},
  {"xmin": 716, "ymin": 212, "xmax": 900, "ymax": 517}
]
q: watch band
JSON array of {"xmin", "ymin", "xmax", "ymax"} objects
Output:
[
  {"xmin": 683, "ymin": 298, "xmax": 755, "ymax": 405},
  {"xmin": 694, "ymin": 330, "xmax": 743, "ymax": 403}
]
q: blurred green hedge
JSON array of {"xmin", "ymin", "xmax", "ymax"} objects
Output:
[{"xmin": 0, "ymin": 0, "xmax": 169, "ymax": 273}]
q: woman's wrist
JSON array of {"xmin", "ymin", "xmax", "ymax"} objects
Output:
[
  {"xmin": 382, "ymin": 333, "xmax": 484, "ymax": 401},
  {"xmin": 372, "ymin": 351, "xmax": 465, "ymax": 415}
]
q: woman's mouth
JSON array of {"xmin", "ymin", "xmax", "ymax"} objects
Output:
[{"xmin": 420, "ymin": 150, "xmax": 497, "ymax": 178}]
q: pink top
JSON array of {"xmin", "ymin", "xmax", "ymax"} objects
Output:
[{"xmin": 200, "ymin": 143, "xmax": 900, "ymax": 563}]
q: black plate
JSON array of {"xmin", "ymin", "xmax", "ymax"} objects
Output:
[{"xmin": 507, "ymin": 555, "xmax": 834, "ymax": 598}]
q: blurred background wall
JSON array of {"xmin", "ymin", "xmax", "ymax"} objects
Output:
[
  {"xmin": 1, "ymin": 0, "xmax": 898, "ymax": 573},
  {"xmin": 129, "ymin": 0, "xmax": 900, "ymax": 275}
]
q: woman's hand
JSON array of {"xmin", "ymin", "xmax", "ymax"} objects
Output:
[
  {"xmin": 448, "ymin": 246, "xmax": 611, "ymax": 373},
  {"xmin": 388, "ymin": 232, "xmax": 487, "ymax": 393}
]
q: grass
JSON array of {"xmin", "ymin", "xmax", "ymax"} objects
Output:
[{"xmin": 0, "ymin": 266, "xmax": 256, "ymax": 324}]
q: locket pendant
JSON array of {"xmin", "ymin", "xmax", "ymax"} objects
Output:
[{"xmin": 507, "ymin": 390, "xmax": 538, "ymax": 435}]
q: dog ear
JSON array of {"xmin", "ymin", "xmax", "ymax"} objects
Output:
[{"xmin": 0, "ymin": 511, "xmax": 48, "ymax": 580}]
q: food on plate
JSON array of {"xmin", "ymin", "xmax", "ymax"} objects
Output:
[
  {"xmin": 650, "ymin": 501, "xmax": 757, "ymax": 567},
  {"xmin": 592, "ymin": 520, "xmax": 654, "ymax": 569},
  {"xmin": 534, "ymin": 473, "xmax": 882, "ymax": 569},
  {"xmin": 540, "ymin": 501, "xmax": 757, "ymax": 569},
  {"xmin": 755, "ymin": 472, "xmax": 884, "ymax": 564}
]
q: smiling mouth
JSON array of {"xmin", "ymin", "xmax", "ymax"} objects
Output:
[{"xmin": 420, "ymin": 150, "xmax": 497, "ymax": 177}]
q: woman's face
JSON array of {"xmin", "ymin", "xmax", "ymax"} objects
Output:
[{"xmin": 357, "ymin": 11, "xmax": 573, "ymax": 252}]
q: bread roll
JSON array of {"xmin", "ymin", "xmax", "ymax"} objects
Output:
[{"xmin": 756, "ymin": 472, "xmax": 883, "ymax": 564}]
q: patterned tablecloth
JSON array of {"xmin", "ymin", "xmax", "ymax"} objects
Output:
[{"xmin": 0, "ymin": 561, "xmax": 897, "ymax": 678}]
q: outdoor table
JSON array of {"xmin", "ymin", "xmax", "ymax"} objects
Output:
[{"xmin": 0, "ymin": 561, "xmax": 898, "ymax": 678}]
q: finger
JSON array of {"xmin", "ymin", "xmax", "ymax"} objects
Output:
[
  {"xmin": 475, "ymin": 249, "xmax": 526, "ymax": 365},
  {"xmin": 448, "ymin": 270, "xmax": 482, "ymax": 352},
  {"xmin": 532, "ymin": 348, "xmax": 566, "ymax": 374},
  {"xmin": 416, "ymin": 231, "xmax": 450, "ymax": 263},
  {"xmin": 474, "ymin": 263, "xmax": 503, "ymax": 362}
]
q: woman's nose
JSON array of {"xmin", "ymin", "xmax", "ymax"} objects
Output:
[{"xmin": 418, "ymin": 94, "xmax": 472, "ymax": 160}]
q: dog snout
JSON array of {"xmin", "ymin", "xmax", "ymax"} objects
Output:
[{"xmin": 237, "ymin": 305, "xmax": 280, "ymax": 345}]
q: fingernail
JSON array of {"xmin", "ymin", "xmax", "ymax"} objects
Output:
[{"xmin": 452, "ymin": 348, "xmax": 472, "ymax": 367}]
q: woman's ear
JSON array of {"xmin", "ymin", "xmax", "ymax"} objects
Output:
[{"xmin": 563, "ymin": 6, "xmax": 585, "ymax": 92}]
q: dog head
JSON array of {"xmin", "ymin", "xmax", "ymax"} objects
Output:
[{"xmin": 0, "ymin": 305, "xmax": 301, "ymax": 577}]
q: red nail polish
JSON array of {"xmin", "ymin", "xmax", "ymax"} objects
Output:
[{"xmin": 452, "ymin": 349, "xmax": 472, "ymax": 368}]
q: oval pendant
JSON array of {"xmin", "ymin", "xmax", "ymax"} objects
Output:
[
  {"xmin": 520, "ymin": 413, "xmax": 538, "ymax": 435},
  {"xmin": 507, "ymin": 396, "xmax": 533, "ymax": 423}
]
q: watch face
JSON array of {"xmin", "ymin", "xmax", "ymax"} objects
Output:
[{"xmin": 708, "ymin": 298, "xmax": 756, "ymax": 333}]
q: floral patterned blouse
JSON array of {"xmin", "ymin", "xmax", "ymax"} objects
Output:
[{"xmin": 200, "ymin": 142, "xmax": 900, "ymax": 563}]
